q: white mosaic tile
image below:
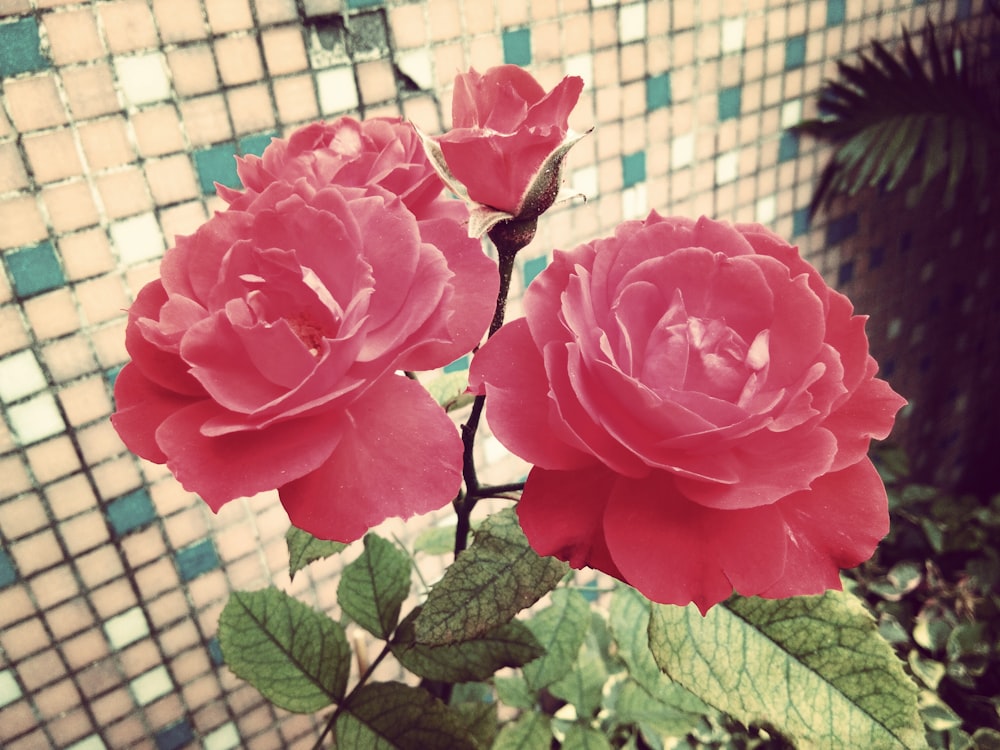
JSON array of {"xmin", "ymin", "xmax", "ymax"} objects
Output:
[
  {"xmin": 780, "ymin": 99, "xmax": 803, "ymax": 129},
  {"xmin": 130, "ymin": 665, "xmax": 173, "ymax": 706},
  {"xmin": 671, "ymin": 133, "xmax": 695, "ymax": 170},
  {"xmin": 618, "ymin": 2, "xmax": 646, "ymax": 45},
  {"xmin": 204, "ymin": 722, "xmax": 240, "ymax": 750},
  {"xmin": 317, "ymin": 66, "xmax": 359, "ymax": 115},
  {"xmin": 622, "ymin": 183, "xmax": 647, "ymax": 220},
  {"xmin": 755, "ymin": 195, "xmax": 777, "ymax": 224},
  {"xmin": 111, "ymin": 212, "xmax": 166, "ymax": 266},
  {"xmin": 104, "ymin": 606, "xmax": 150, "ymax": 650},
  {"xmin": 66, "ymin": 736, "xmax": 108, "ymax": 750},
  {"xmin": 396, "ymin": 50, "xmax": 433, "ymax": 91},
  {"xmin": 721, "ymin": 18, "xmax": 745, "ymax": 54},
  {"xmin": 8, "ymin": 392, "xmax": 66, "ymax": 445},
  {"xmin": 715, "ymin": 149, "xmax": 740, "ymax": 185},
  {"xmin": 570, "ymin": 165, "xmax": 598, "ymax": 201},
  {"xmin": 114, "ymin": 53, "xmax": 171, "ymax": 106},
  {"xmin": 564, "ymin": 53, "xmax": 594, "ymax": 90},
  {"xmin": 0, "ymin": 349, "xmax": 48, "ymax": 403},
  {"xmin": 0, "ymin": 669, "xmax": 22, "ymax": 708}
]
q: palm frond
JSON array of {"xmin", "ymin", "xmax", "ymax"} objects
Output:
[{"xmin": 796, "ymin": 22, "xmax": 1000, "ymax": 218}]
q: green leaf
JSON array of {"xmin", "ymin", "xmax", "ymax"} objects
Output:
[
  {"xmin": 415, "ymin": 507, "xmax": 569, "ymax": 645},
  {"xmin": 493, "ymin": 712, "xmax": 551, "ymax": 750},
  {"xmin": 425, "ymin": 370, "xmax": 475, "ymax": 412},
  {"xmin": 218, "ymin": 587, "xmax": 350, "ymax": 712},
  {"xmin": 648, "ymin": 591, "xmax": 927, "ymax": 749},
  {"xmin": 522, "ymin": 588, "xmax": 591, "ymax": 691},
  {"xmin": 563, "ymin": 724, "xmax": 614, "ymax": 750},
  {"xmin": 450, "ymin": 700, "xmax": 499, "ymax": 749},
  {"xmin": 606, "ymin": 679, "xmax": 705, "ymax": 739},
  {"xmin": 494, "ymin": 674, "xmax": 536, "ymax": 710},
  {"xmin": 335, "ymin": 682, "xmax": 477, "ymax": 749},
  {"xmin": 547, "ymin": 626, "xmax": 608, "ymax": 717},
  {"xmin": 391, "ymin": 608, "xmax": 544, "ymax": 683},
  {"xmin": 413, "ymin": 524, "xmax": 460, "ymax": 555},
  {"xmin": 337, "ymin": 534, "xmax": 411, "ymax": 639},
  {"xmin": 285, "ymin": 525, "xmax": 347, "ymax": 581}
]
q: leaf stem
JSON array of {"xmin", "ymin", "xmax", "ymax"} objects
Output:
[{"xmin": 311, "ymin": 641, "xmax": 392, "ymax": 750}]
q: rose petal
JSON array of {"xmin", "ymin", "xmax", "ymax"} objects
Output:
[
  {"xmin": 516, "ymin": 464, "xmax": 621, "ymax": 577},
  {"xmin": 603, "ymin": 472, "xmax": 788, "ymax": 613},
  {"xmin": 470, "ymin": 319, "xmax": 594, "ymax": 470},
  {"xmin": 278, "ymin": 375, "xmax": 462, "ymax": 541},
  {"xmin": 760, "ymin": 459, "xmax": 890, "ymax": 598},
  {"xmin": 155, "ymin": 400, "xmax": 345, "ymax": 511},
  {"xmin": 111, "ymin": 363, "xmax": 200, "ymax": 463}
]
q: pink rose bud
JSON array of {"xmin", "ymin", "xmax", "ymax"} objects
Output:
[
  {"xmin": 420, "ymin": 65, "xmax": 587, "ymax": 239},
  {"xmin": 111, "ymin": 122, "xmax": 499, "ymax": 542},
  {"xmin": 470, "ymin": 213, "xmax": 907, "ymax": 613}
]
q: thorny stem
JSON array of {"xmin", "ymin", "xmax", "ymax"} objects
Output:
[{"xmin": 453, "ymin": 235, "xmax": 522, "ymax": 557}]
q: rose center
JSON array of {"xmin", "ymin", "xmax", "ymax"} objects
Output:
[
  {"xmin": 683, "ymin": 317, "xmax": 752, "ymax": 401},
  {"xmin": 285, "ymin": 312, "xmax": 328, "ymax": 357}
]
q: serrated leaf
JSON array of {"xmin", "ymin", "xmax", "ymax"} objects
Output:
[
  {"xmin": 648, "ymin": 591, "xmax": 927, "ymax": 749},
  {"xmin": 413, "ymin": 523, "xmax": 462, "ymax": 555},
  {"xmin": 391, "ymin": 608, "xmax": 543, "ymax": 682},
  {"xmin": 426, "ymin": 370, "xmax": 475, "ymax": 412},
  {"xmin": 337, "ymin": 534, "xmax": 411, "ymax": 639},
  {"xmin": 547, "ymin": 624, "xmax": 607, "ymax": 717},
  {"xmin": 493, "ymin": 712, "xmax": 551, "ymax": 750},
  {"xmin": 522, "ymin": 588, "xmax": 590, "ymax": 691},
  {"xmin": 335, "ymin": 682, "xmax": 477, "ymax": 750},
  {"xmin": 606, "ymin": 679, "xmax": 705, "ymax": 739},
  {"xmin": 415, "ymin": 507, "xmax": 569, "ymax": 645},
  {"xmin": 286, "ymin": 526, "xmax": 347, "ymax": 580},
  {"xmin": 451, "ymin": 700, "xmax": 499, "ymax": 749},
  {"xmin": 563, "ymin": 724, "xmax": 614, "ymax": 750},
  {"xmin": 608, "ymin": 586, "xmax": 710, "ymax": 718},
  {"xmin": 218, "ymin": 587, "xmax": 349, "ymax": 712},
  {"xmin": 494, "ymin": 674, "xmax": 536, "ymax": 710}
]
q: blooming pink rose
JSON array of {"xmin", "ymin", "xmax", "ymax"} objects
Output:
[
  {"xmin": 112, "ymin": 178, "xmax": 498, "ymax": 541},
  {"xmin": 436, "ymin": 65, "xmax": 584, "ymax": 217},
  {"xmin": 470, "ymin": 213, "xmax": 906, "ymax": 612},
  {"xmin": 222, "ymin": 117, "xmax": 466, "ymax": 223}
]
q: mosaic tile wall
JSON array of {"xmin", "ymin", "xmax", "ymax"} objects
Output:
[{"xmin": 0, "ymin": 0, "xmax": 994, "ymax": 747}]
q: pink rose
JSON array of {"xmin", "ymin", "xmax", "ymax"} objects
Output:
[
  {"xmin": 435, "ymin": 65, "xmax": 584, "ymax": 218},
  {"xmin": 222, "ymin": 117, "xmax": 466, "ymax": 224},
  {"xmin": 469, "ymin": 213, "xmax": 906, "ymax": 612},
  {"xmin": 112, "ymin": 177, "xmax": 498, "ymax": 541}
]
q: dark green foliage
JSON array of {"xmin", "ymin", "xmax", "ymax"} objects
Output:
[{"xmin": 797, "ymin": 22, "xmax": 1000, "ymax": 218}]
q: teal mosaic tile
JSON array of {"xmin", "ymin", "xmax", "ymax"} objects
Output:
[
  {"xmin": 347, "ymin": 0, "xmax": 383, "ymax": 8},
  {"xmin": 718, "ymin": 86, "xmax": 742, "ymax": 121},
  {"xmin": 106, "ymin": 365, "xmax": 124, "ymax": 389},
  {"xmin": 825, "ymin": 212, "xmax": 859, "ymax": 245},
  {"xmin": 523, "ymin": 255, "xmax": 547, "ymax": 286},
  {"xmin": 239, "ymin": 131, "xmax": 279, "ymax": 158},
  {"xmin": 5, "ymin": 242, "xmax": 65, "ymax": 298},
  {"xmin": 0, "ymin": 549, "xmax": 17, "ymax": 589},
  {"xmin": 778, "ymin": 131, "xmax": 799, "ymax": 162},
  {"xmin": 443, "ymin": 355, "xmax": 469, "ymax": 373},
  {"xmin": 792, "ymin": 207, "xmax": 810, "ymax": 237},
  {"xmin": 106, "ymin": 488, "xmax": 156, "ymax": 536},
  {"xmin": 826, "ymin": 0, "xmax": 846, "ymax": 25},
  {"xmin": 785, "ymin": 35, "xmax": 806, "ymax": 69},
  {"xmin": 621, "ymin": 151, "xmax": 646, "ymax": 188},
  {"xmin": 208, "ymin": 637, "xmax": 224, "ymax": 666},
  {"xmin": 502, "ymin": 28, "xmax": 531, "ymax": 66},
  {"xmin": 155, "ymin": 720, "xmax": 194, "ymax": 750},
  {"xmin": 177, "ymin": 538, "xmax": 220, "ymax": 582},
  {"xmin": 645, "ymin": 72, "xmax": 671, "ymax": 111},
  {"xmin": 194, "ymin": 143, "xmax": 240, "ymax": 195},
  {"xmin": 0, "ymin": 17, "xmax": 50, "ymax": 78}
]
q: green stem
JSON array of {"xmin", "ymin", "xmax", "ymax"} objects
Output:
[{"xmin": 312, "ymin": 642, "xmax": 392, "ymax": 750}]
